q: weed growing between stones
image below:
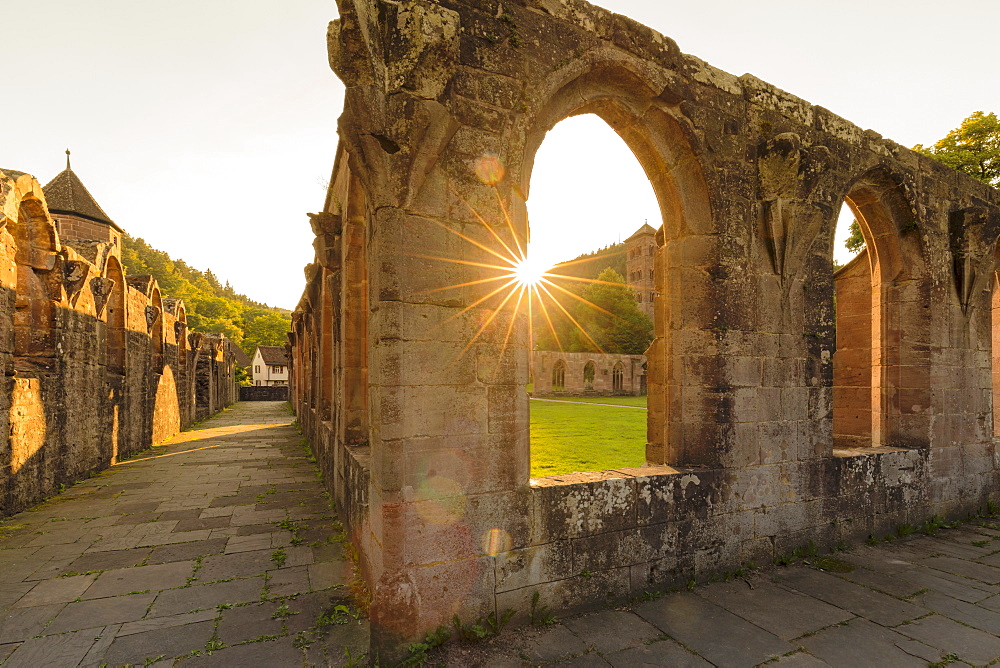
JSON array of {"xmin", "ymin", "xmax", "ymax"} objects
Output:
[
  {"xmin": 400, "ymin": 625, "xmax": 451, "ymax": 667},
  {"xmin": 529, "ymin": 590, "xmax": 557, "ymax": 626},
  {"xmin": 928, "ymin": 652, "xmax": 961, "ymax": 667},
  {"xmin": 774, "ymin": 540, "xmax": 819, "ymax": 566},
  {"xmin": 271, "ymin": 547, "xmax": 287, "ymax": 568},
  {"xmin": 272, "ymin": 601, "xmax": 297, "ymax": 619}
]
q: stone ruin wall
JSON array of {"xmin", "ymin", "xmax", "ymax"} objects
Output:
[
  {"xmin": 291, "ymin": 0, "xmax": 1000, "ymax": 655},
  {"xmin": 531, "ymin": 350, "xmax": 644, "ymax": 396},
  {"xmin": 0, "ymin": 168, "xmax": 237, "ymax": 517}
]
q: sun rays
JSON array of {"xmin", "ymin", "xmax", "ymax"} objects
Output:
[{"xmin": 407, "ymin": 152, "xmax": 631, "ymax": 371}]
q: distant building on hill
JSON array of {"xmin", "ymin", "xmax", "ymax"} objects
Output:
[
  {"xmin": 252, "ymin": 345, "xmax": 289, "ymax": 386},
  {"xmin": 625, "ymin": 222, "xmax": 656, "ymax": 320}
]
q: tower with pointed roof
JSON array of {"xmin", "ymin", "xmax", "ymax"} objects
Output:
[
  {"xmin": 43, "ymin": 151, "xmax": 123, "ymax": 248},
  {"xmin": 625, "ymin": 222, "xmax": 656, "ymax": 319}
]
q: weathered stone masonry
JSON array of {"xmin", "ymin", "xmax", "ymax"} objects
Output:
[
  {"xmin": 0, "ymin": 168, "xmax": 237, "ymax": 517},
  {"xmin": 291, "ymin": 0, "xmax": 1000, "ymax": 654}
]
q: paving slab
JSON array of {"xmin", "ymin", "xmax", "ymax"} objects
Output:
[
  {"xmin": 12, "ymin": 574, "xmax": 96, "ymax": 607},
  {"xmin": 146, "ymin": 537, "xmax": 228, "ymax": 565},
  {"xmin": 195, "ymin": 549, "xmax": 274, "ymax": 582},
  {"xmin": 216, "ymin": 601, "xmax": 284, "ymax": 644},
  {"xmin": 3, "ymin": 628, "xmax": 98, "ymax": 668},
  {"xmin": 698, "ymin": 577, "xmax": 852, "ymax": 640},
  {"xmin": 147, "ymin": 576, "xmax": 265, "ymax": 617},
  {"xmin": 895, "ymin": 613, "xmax": 1000, "ymax": 665},
  {"xmin": 774, "ymin": 567, "xmax": 925, "ymax": 626},
  {"xmin": 604, "ymin": 638, "xmax": 712, "ymax": 667},
  {"xmin": 921, "ymin": 555, "xmax": 1000, "ymax": 584},
  {"xmin": 520, "ymin": 624, "xmax": 589, "ymax": 663},
  {"xmin": 63, "ymin": 547, "xmax": 149, "ymax": 573},
  {"xmin": 798, "ymin": 618, "xmax": 928, "ymax": 667},
  {"xmin": 914, "ymin": 590, "xmax": 1000, "ymax": 634},
  {"xmin": 100, "ymin": 619, "xmax": 216, "ymax": 665},
  {"xmin": 46, "ymin": 592, "xmax": 155, "ymax": 633},
  {"xmin": 83, "ymin": 560, "xmax": 194, "ymax": 598},
  {"xmin": 562, "ymin": 609, "xmax": 662, "ymax": 654},
  {"xmin": 635, "ymin": 592, "xmax": 793, "ymax": 668},
  {"xmin": 0, "ymin": 604, "xmax": 64, "ymax": 643}
]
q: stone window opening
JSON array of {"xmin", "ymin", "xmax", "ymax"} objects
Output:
[
  {"xmin": 992, "ymin": 271, "xmax": 1000, "ymax": 437},
  {"xmin": 830, "ymin": 172, "xmax": 926, "ymax": 451},
  {"xmin": 612, "ymin": 362, "xmax": 624, "ymax": 392},
  {"xmin": 552, "ymin": 359, "xmax": 565, "ymax": 391},
  {"xmin": 12, "ymin": 198, "xmax": 59, "ymax": 371},
  {"xmin": 583, "ymin": 361, "xmax": 595, "ymax": 391},
  {"xmin": 105, "ymin": 256, "xmax": 126, "ymax": 374},
  {"xmin": 523, "ymin": 97, "xmax": 690, "ymax": 474},
  {"xmin": 150, "ymin": 288, "xmax": 164, "ymax": 374}
]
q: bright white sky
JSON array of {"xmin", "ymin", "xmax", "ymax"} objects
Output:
[{"xmin": 5, "ymin": 1, "xmax": 998, "ymax": 307}]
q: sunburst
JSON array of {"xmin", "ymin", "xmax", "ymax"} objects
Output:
[{"xmin": 408, "ymin": 152, "xmax": 634, "ymax": 372}]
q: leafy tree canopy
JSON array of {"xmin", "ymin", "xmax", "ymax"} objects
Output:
[
  {"xmin": 121, "ymin": 233, "xmax": 290, "ymax": 357},
  {"xmin": 845, "ymin": 219, "xmax": 865, "ymax": 254},
  {"xmin": 843, "ymin": 110, "xmax": 1000, "ymax": 258},
  {"xmin": 534, "ymin": 267, "xmax": 653, "ymax": 355},
  {"xmin": 914, "ymin": 111, "xmax": 1000, "ymax": 187}
]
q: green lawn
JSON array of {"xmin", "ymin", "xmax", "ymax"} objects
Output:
[{"xmin": 530, "ymin": 398, "xmax": 646, "ymax": 478}]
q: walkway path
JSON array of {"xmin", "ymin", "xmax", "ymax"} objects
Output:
[
  {"xmin": 4, "ymin": 402, "xmax": 1000, "ymax": 666},
  {"xmin": 529, "ymin": 398, "xmax": 647, "ymax": 410},
  {"xmin": 0, "ymin": 401, "xmax": 366, "ymax": 667}
]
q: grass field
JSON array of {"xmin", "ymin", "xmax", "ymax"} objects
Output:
[{"xmin": 530, "ymin": 396, "xmax": 646, "ymax": 478}]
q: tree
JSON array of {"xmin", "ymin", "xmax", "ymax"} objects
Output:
[
  {"xmin": 914, "ymin": 111, "xmax": 1000, "ymax": 187},
  {"xmin": 242, "ymin": 312, "xmax": 291, "ymax": 356},
  {"xmin": 845, "ymin": 220, "xmax": 865, "ymax": 254},
  {"xmin": 533, "ymin": 267, "xmax": 653, "ymax": 354}
]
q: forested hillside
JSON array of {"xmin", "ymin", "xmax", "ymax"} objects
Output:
[
  {"xmin": 549, "ymin": 242, "xmax": 626, "ymax": 281},
  {"xmin": 120, "ymin": 234, "xmax": 290, "ymax": 357}
]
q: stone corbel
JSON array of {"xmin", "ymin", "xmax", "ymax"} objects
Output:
[
  {"xmin": 949, "ymin": 206, "xmax": 1000, "ymax": 314},
  {"xmin": 145, "ymin": 305, "xmax": 160, "ymax": 333},
  {"xmin": 63, "ymin": 260, "xmax": 90, "ymax": 306},
  {"xmin": 90, "ymin": 277, "xmax": 115, "ymax": 318},
  {"xmin": 757, "ymin": 133, "xmax": 833, "ymax": 282},
  {"xmin": 308, "ymin": 212, "xmax": 342, "ymax": 236}
]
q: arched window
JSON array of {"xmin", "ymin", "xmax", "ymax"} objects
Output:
[
  {"xmin": 105, "ymin": 256, "xmax": 126, "ymax": 374},
  {"xmin": 613, "ymin": 362, "xmax": 624, "ymax": 392},
  {"xmin": 583, "ymin": 361, "xmax": 595, "ymax": 390},
  {"xmin": 175, "ymin": 303, "xmax": 188, "ymax": 369},
  {"xmin": 993, "ymin": 272, "xmax": 1000, "ymax": 436},
  {"xmin": 832, "ymin": 169, "xmax": 925, "ymax": 449},
  {"xmin": 150, "ymin": 287, "xmax": 164, "ymax": 374},
  {"xmin": 12, "ymin": 198, "xmax": 58, "ymax": 368},
  {"xmin": 552, "ymin": 359, "xmax": 565, "ymax": 391}
]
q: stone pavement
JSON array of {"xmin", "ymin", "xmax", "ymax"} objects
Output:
[
  {"xmin": 436, "ymin": 522, "xmax": 1000, "ymax": 667},
  {"xmin": 0, "ymin": 401, "xmax": 367, "ymax": 667},
  {"xmin": 7, "ymin": 402, "xmax": 1000, "ymax": 667}
]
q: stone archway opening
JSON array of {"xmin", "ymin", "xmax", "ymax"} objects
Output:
[
  {"xmin": 832, "ymin": 169, "xmax": 926, "ymax": 450},
  {"xmin": 525, "ymin": 112, "xmax": 660, "ymax": 477}
]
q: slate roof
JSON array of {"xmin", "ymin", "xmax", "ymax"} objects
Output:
[
  {"xmin": 42, "ymin": 168, "xmax": 122, "ymax": 231},
  {"xmin": 230, "ymin": 344, "xmax": 253, "ymax": 368},
  {"xmin": 257, "ymin": 345, "xmax": 289, "ymax": 366},
  {"xmin": 625, "ymin": 223, "xmax": 657, "ymax": 242}
]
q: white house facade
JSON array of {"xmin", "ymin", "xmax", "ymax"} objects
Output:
[{"xmin": 252, "ymin": 346, "xmax": 289, "ymax": 386}]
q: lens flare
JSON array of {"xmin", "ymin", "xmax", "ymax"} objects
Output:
[
  {"xmin": 513, "ymin": 254, "xmax": 552, "ymax": 287},
  {"xmin": 474, "ymin": 152, "xmax": 505, "ymax": 185},
  {"xmin": 405, "ymin": 160, "xmax": 639, "ymax": 374}
]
